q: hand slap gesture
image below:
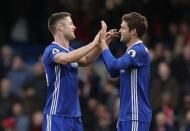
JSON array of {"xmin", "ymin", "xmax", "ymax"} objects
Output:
[{"xmin": 100, "ymin": 21, "xmax": 107, "ymax": 43}]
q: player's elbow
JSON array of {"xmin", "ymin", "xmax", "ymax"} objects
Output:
[
  {"xmin": 79, "ymin": 57, "xmax": 91, "ymax": 67},
  {"xmin": 84, "ymin": 59, "xmax": 92, "ymax": 66}
]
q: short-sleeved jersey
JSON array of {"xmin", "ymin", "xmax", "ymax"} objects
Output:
[
  {"xmin": 102, "ymin": 41, "xmax": 152, "ymax": 122},
  {"xmin": 42, "ymin": 42, "xmax": 81, "ymax": 117}
]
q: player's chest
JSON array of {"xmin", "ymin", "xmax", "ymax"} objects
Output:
[{"xmin": 62, "ymin": 62, "xmax": 78, "ymax": 73}]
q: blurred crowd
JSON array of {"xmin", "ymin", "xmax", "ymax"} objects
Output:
[{"xmin": 0, "ymin": 0, "xmax": 190, "ymax": 131}]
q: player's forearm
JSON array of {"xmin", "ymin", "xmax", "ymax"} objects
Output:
[
  {"xmin": 82, "ymin": 46, "xmax": 101, "ymax": 65},
  {"xmin": 102, "ymin": 49, "xmax": 132, "ymax": 70},
  {"xmin": 86, "ymin": 38, "xmax": 113, "ymax": 64},
  {"xmin": 67, "ymin": 42, "xmax": 96, "ymax": 62},
  {"xmin": 56, "ymin": 42, "xmax": 96, "ymax": 64},
  {"xmin": 100, "ymin": 40, "xmax": 109, "ymax": 52},
  {"xmin": 102, "ymin": 49, "xmax": 116, "ymax": 71},
  {"xmin": 100, "ymin": 40, "xmax": 115, "ymax": 70}
]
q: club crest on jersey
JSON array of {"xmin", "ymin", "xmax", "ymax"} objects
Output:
[
  {"xmin": 127, "ymin": 49, "xmax": 136, "ymax": 57},
  {"xmin": 71, "ymin": 62, "xmax": 78, "ymax": 68},
  {"xmin": 52, "ymin": 48, "xmax": 60, "ymax": 54}
]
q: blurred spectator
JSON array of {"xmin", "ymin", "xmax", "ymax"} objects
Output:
[
  {"xmin": 83, "ymin": 98, "xmax": 98, "ymax": 131},
  {"xmin": 179, "ymin": 93, "xmax": 190, "ymax": 120},
  {"xmin": 152, "ymin": 111, "xmax": 178, "ymax": 131},
  {"xmin": 30, "ymin": 111, "xmax": 43, "ymax": 131},
  {"xmin": 100, "ymin": 80, "xmax": 119, "ymax": 116},
  {"xmin": 11, "ymin": 101, "xmax": 30, "ymax": 131},
  {"xmin": 1, "ymin": 117, "xmax": 16, "ymax": 131},
  {"xmin": 182, "ymin": 66, "xmax": 190, "ymax": 94},
  {"xmin": 0, "ymin": 78, "xmax": 18, "ymax": 121},
  {"xmin": 151, "ymin": 62, "xmax": 179, "ymax": 110},
  {"xmin": 183, "ymin": 110, "xmax": 190, "ymax": 131},
  {"xmin": 7, "ymin": 55, "xmax": 33, "ymax": 96},
  {"xmin": 21, "ymin": 84, "xmax": 37, "ymax": 116},
  {"xmin": 164, "ymin": 22, "xmax": 178, "ymax": 50},
  {"xmin": 171, "ymin": 45, "xmax": 190, "ymax": 84},
  {"xmin": 183, "ymin": 94, "xmax": 190, "ymax": 111},
  {"xmin": 150, "ymin": 42, "xmax": 165, "ymax": 80},
  {"xmin": 174, "ymin": 21, "xmax": 190, "ymax": 55},
  {"xmin": 18, "ymin": 58, "xmax": 46, "ymax": 116},
  {"xmin": 30, "ymin": 57, "xmax": 47, "ymax": 109},
  {"xmin": 94, "ymin": 104, "xmax": 113, "ymax": 131},
  {"xmin": 0, "ymin": 45, "xmax": 13, "ymax": 79},
  {"xmin": 78, "ymin": 65, "xmax": 101, "ymax": 98}
]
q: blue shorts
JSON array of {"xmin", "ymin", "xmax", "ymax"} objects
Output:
[
  {"xmin": 42, "ymin": 114, "xmax": 83, "ymax": 131},
  {"xmin": 117, "ymin": 120, "xmax": 150, "ymax": 131}
]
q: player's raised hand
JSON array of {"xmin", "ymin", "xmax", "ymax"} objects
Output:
[
  {"xmin": 106, "ymin": 29, "xmax": 119, "ymax": 44},
  {"xmin": 100, "ymin": 21, "xmax": 107, "ymax": 43},
  {"xmin": 93, "ymin": 31, "xmax": 101, "ymax": 47}
]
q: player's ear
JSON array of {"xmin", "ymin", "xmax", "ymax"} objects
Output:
[
  {"xmin": 130, "ymin": 28, "xmax": 136, "ymax": 36},
  {"xmin": 57, "ymin": 24, "xmax": 64, "ymax": 32}
]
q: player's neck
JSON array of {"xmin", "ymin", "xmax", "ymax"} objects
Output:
[
  {"xmin": 126, "ymin": 37, "xmax": 141, "ymax": 48},
  {"xmin": 54, "ymin": 35, "xmax": 69, "ymax": 49}
]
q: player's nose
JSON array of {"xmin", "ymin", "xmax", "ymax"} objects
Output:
[
  {"xmin": 73, "ymin": 25, "xmax": 76, "ymax": 30},
  {"xmin": 119, "ymin": 29, "xmax": 122, "ymax": 33}
]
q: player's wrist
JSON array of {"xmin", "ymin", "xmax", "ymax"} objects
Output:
[
  {"xmin": 92, "ymin": 41, "xmax": 99, "ymax": 47},
  {"xmin": 100, "ymin": 41, "xmax": 108, "ymax": 51}
]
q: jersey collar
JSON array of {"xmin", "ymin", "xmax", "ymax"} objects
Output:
[
  {"xmin": 52, "ymin": 41, "xmax": 70, "ymax": 52},
  {"xmin": 126, "ymin": 40, "xmax": 143, "ymax": 51}
]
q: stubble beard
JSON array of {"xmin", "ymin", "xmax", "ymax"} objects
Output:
[
  {"xmin": 65, "ymin": 32, "xmax": 75, "ymax": 41},
  {"xmin": 120, "ymin": 35, "xmax": 130, "ymax": 44}
]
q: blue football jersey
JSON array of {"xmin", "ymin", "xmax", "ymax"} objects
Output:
[
  {"xmin": 102, "ymin": 41, "xmax": 152, "ymax": 122},
  {"xmin": 42, "ymin": 42, "xmax": 81, "ymax": 117}
]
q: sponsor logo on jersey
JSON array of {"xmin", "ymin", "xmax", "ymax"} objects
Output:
[
  {"xmin": 71, "ymin": 62, "xmax": 78, "ymax": 68},
  {"xmin": 120, "ymin": 69, "xmax": 125, "ymax": 73}
]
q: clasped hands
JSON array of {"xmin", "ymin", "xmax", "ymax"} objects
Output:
[{"xmin": 93, "ymin": 21, "xmax": 120, "ymax": 50}]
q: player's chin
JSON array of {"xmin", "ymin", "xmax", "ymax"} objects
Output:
[
  {"xmin": 70, "ymin": 35, "xmax": 76, "ymax": 40},
  {"xmin": 73, "ymin": 34, "xmax": 76, "ymax": 39},
  {"xmin": 120, "ymin": 37, "xmax": 124, "ymax": 42}
]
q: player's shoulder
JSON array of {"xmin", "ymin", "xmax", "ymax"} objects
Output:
[
  {"xmin": 42, "ymin": 43, "xmax": 59, "ymax": 60},
  {"xmin": 44, "ymin": 43, "xmax": 61, "ymax": 52},
  {"xmin": 127, "ymin": 42, "xmax": 150, "ymax": 59},
  {"xmin": 129, "ymin": 42, "xmax": 149, "ymax": 54},
  {"xmin": 44, "ymin": 43, "xmax": 65, "ymax": 57}
]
